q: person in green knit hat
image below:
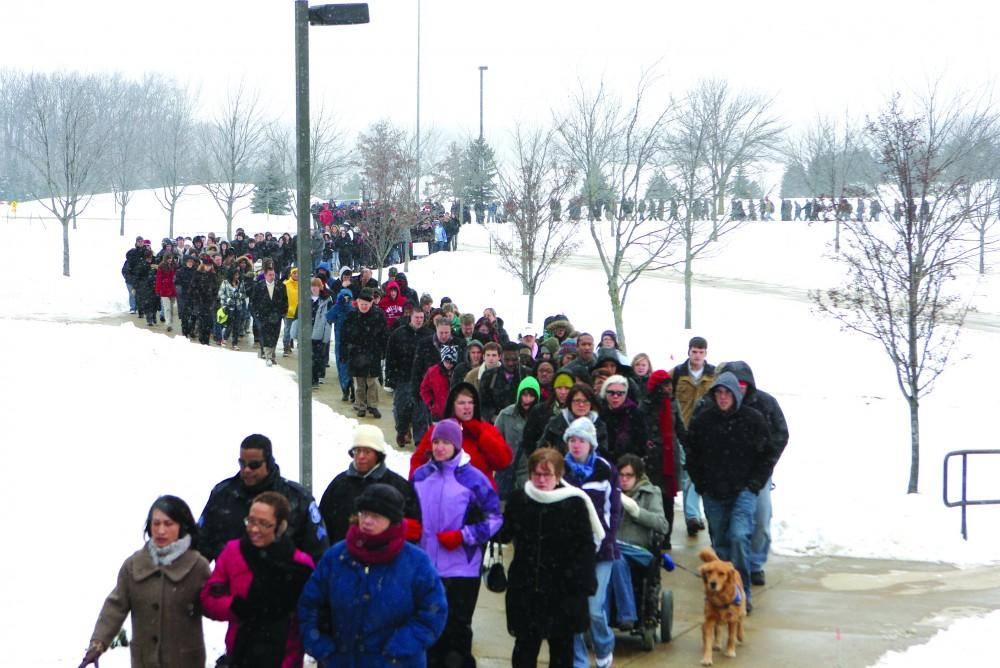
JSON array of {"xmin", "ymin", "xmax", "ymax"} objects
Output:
[{"xmin": 493, "ymin": 375, "xmax": 541, "ymax": 501}]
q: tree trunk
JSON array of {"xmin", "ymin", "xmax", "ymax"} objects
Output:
[
  {"xmin": 119, "ymin": 205, "xmax": 126, "ymax": 237},
  {"xmin": 834, "ymin": 218, "xmax": 841, "ymax": 253},
  {"xmin": 71, "ymin": 202, "xmax": 78, "ymax": 230},
  {"xmin": 980, "ymin": 226, "xmax": 986, "ymax": 275},
  {"xmin": 527, "ymin": 289, "xmax": 535, "ymax": 324},
  {"xmin": 684, "ymin": 236, "xmax": 694, "ymax": 329},
  {"xmin": 609, "ymin": 282, "xmax": 626, "ymax": 353},
  {"xmin": 169, "ymin": 205, "xmax": 175, "ymax": 239},
  {"xmin": 226, "ymin": 199, "xmax": 234, "ymax": 241},
  {"xmin": 907, "ymin": 393, "xmax": 920, "ymax": 494},
  {"xmin": 62, "ymin": 218, "xmax": 71, "ymax": 277}
]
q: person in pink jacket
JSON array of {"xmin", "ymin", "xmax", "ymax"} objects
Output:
[{"xmin": 201, "ymin": 491, "xmax": 315, "ymax": 668}]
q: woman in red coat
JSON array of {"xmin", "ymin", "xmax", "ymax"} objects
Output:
[
  {"xmin": 409, "ymin": 382, "xmax": 513, "ymax": 489},
  {"xmin": 154, "ymin": 256, "xmax": 178, "ymax": 332},
  {"xmin": 200, "ymin": 492, "xmax": 314, "ymax": 668},
  {"xmin": 420, "ymin": 346, "xmax": 459, "ymax": 420}
]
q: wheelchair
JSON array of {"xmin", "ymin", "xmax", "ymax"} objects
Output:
[{"xmin": 608, "ymin": 533, "xmax": 674, "ymax": 651}]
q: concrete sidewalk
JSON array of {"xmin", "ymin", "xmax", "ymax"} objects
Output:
[{"xmin": 101, "ymin": 313, "xmax": 1000, "ymax": 667}]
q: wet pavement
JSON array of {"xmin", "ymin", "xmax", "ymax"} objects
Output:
[{"xmin": 100, "ymin": 313, "xmax": 1000, "ymax": 667}]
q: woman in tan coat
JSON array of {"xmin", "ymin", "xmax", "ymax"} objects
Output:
[{"xmin": 78, "ymin": 495, "xmax": 210, "ymax": 668}]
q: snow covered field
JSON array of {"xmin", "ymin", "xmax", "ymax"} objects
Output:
[{"xmin": 2, "ymin": 190, "xmax": 999, "ymax": 665}]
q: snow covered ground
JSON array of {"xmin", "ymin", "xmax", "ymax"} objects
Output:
[
  {"xmin": 2, "ymin": 190, "xmax": 999, "ymax": 665},
  {"xmin": 869, "ymin": 609, "xmax": 1000, "ymax": 667}
]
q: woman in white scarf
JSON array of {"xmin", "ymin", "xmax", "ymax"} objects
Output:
[
  {"xmin": 495, "ymin": 448, "xmax": 603, "ymax": 668},
  {"xmin": 78, "ymin": 496, "xmax": 210, "ymax": 668}
]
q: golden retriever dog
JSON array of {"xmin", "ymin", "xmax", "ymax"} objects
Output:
[{"xmin": 698, "ymin": 546, "xmax": 746, "ymax": 665}]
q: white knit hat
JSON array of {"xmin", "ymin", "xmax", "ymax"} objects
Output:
[
  {"xmin": 564, "ymin": 417, "xmax": 598, "ymax": 450},
  {"xmin": 350, "ymin": 424, "xmax": 387, "ymax": 455}
]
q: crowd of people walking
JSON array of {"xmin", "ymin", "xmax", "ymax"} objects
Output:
[{"xmin": 96, "ymin": 229, "xmax": 789, "ymax": 667}]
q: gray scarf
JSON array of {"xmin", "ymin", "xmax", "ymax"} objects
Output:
[{"xmin": 146, "ymin": 534, "xmax": 192, "ymax": 567}]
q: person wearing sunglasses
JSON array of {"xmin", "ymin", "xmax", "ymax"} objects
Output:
[
  {"xmin": 201, "ymin": 492, "xmax": 315, "ymax": 668},
  {"xmin": 197, "ymin": 434, "xmax": 329, "ymax": 564},
  {"xmin": 599, "ymin": 374, "xmax": 650, "ymax": 464}
]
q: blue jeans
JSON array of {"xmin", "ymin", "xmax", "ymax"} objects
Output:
[
  {"xmin": 678, "ymin": 447, "xmax": 702, "ymax": 521},
  {"xmin": 605, "ymin": 557, "xmax": 637, "ymax": 627},
  {"xmin": 126, "ymin": 281, "xmax": 136, "ymax": 311},
  {"xmin": 750, "ymin": 477, "xmax": 773, "ymax": 572},
  {"xmin": 702, "ymin": 490, "xmax": 757, "ymax": 602},
  {"xmin": 574, "ymin": 560, "xmax": 614, "ymax": 666}
]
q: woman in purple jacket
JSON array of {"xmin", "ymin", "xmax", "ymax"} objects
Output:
[{"xmin": 412, "ymin": 418, "xmax": 502, "ymax": 668}]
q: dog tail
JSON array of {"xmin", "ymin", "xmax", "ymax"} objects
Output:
[{"xmin": 698, "ymin": 547, "xmax": 719, "ymax": 563}]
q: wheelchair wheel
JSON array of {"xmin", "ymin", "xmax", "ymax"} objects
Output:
[
  {"xmin": 641, "ymin": 626, "xmax": 656, "ymax": 651},
  {"xmin": 660, "ymin": 590, "xmax": 673, "ymax": 643}
]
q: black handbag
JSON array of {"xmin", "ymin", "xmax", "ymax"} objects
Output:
[{"xmin": 482, "ymin": 541, "xmax": 507, "ymax": 593}]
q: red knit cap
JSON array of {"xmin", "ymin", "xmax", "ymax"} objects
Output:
[{"xmin": 647, "ymin": 369, "xmax": 672, "ymax": 392}]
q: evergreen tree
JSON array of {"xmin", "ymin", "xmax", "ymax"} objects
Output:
[
  {"xmin": 780, "ymin": 162, "xmax": 811, "ymax": 197},
  {"xmin": 732, "ymin": 165, "xmax": 763, "ymax": 199},
  {"xmin": 461, "ymin": 137, "xmax": 499, "ymax": 205},
  {"xmin": 251, "ymin": 155, "xmax": 290, "ymax": 215},
  {"xmin": 644, "ymin": 172, "xmax": 678, "ymax": 200}
]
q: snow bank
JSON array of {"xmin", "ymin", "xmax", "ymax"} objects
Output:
[
  {"xmin": 869, "ymin": 609, "xmax": 1000, "ymax": 667},
  {"xmin": 0, "ymin": 317, "xmax": 406, "ymax": 667}
]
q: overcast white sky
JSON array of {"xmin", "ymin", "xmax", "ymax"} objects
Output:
[{"xmin": 5, "ymin": 0, "xmax": 999, "ymax": 151}]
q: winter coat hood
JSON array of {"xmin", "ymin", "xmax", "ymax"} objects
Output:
[
  {"xmin": 385, "ymin": 280, "xmax": 401, "ymax": 296},
  {"xmin": 444, "ymin": 381, "xmax": 482, "ymax": 421},
  {"xmin": 718, "ymin": 360, "xmax": 757, "ymax": 399},
  {"xmin": 709, "ymin": 371, "xmax": 744, "ymax": 412}
]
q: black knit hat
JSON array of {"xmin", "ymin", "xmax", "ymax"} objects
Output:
[{"xmin": 354, "ymin": 484, "xmax": 405, "ymax": 525}]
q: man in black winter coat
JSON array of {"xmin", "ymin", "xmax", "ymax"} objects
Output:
[
  {"xmin": 409, "ymin": 315, "xmax": 467, "ymax": 442},
  {"xmin": 684, "ymin": 371, "xmax": 774, "ymax": 610},
  {"xmin": 384, "ymin": 310, "xmax": 427, "ymax": 447},
  {"xmin": 340, "ymin": 288, "xmax": 389, "ymax": 418},
  {"xmin": 318, "ymin": 425, "xmax": 419, "ymax": 543},
  {"xmin": 174, "ymin": 255, "xmax": 198, "ymax": 337},
  {"xmin": 198, "ymin": 434, "xmax": 329, "ymax": 564},
  {"xmin": 479, "ymin": 342, "xmax": 534, "ymax": 423},
  {"xmin": 717, "ymin": 361, "xmax": 789, "ymax": 587},
  {"xmin": 122, "ymin": 236, "xmax": 145, "ymax": 314},
  {"xmin": 249, "ymin": 264, "xmax": 288, "ymax": 365}
]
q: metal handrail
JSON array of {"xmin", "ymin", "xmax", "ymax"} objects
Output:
[{"xmin": 942, "ymin": 449, "xmax": 1000, "ymax": 540}]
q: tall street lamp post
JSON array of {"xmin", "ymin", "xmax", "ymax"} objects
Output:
[
  {"xmin": 294, "ymin": 1, "xmax": 369, "ymax": 491},
  {"xmin": 478, "ymin": 65, "xmax": 487, "ymax": 218}
]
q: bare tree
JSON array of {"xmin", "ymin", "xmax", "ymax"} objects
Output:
[
  {"xmin": 556, "ymin": 74, "xmax": 677, "ymax": 350},
  {"xmin": 663, "ymin": 88, "xmax": 745, "ymax": 328},
  {"xmin": 200, "ymin": 85, "xmax": 265, "ymax": 240},
  {"xmin": 0, "ymin": 69, "xmax": 31, "ymax": 201},
  {"xmin": 491, "ymin": 125, "xmax": 579, "ymax": 322},
  {"xmin": 698, "ymin": 79, "xmax": 784, "ymax": 236},
  {"xmin": 949, "ymin": 132, "xmax": 1000, "ymax": 274},
  {"xmin": 265, "ymin": 104, "xmax": 351, "ymax": 219},
  {"xmin": 21, "ymin": 72, "xmax": 114, "ymax": 276},
  {"xmin": 814, "ymin": 91, "xmax": 998, "ymax": 493},
  {"xmin": 110, "ymin": 75, "xmax": 160, "ymax": 236},
  {"xmin": 150, "ymin": 83, "xmax": 197, "ymax": 238},
  {"xmin": 784, "ymin": 112, "xmax": 872, "ymax": 250},
  {"xmin": 356, "ymin": 120, "xmax": 416, "ymax": 280}
]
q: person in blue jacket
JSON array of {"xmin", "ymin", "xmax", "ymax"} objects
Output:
[
  {"xmin": 413, "ymin": 418, "xmax": 502, "ymax": 667},
  {"xmin": 298, "ymin": 484, "xmax": 448, "ymax": 668},
  {"xmin": 327, "ymin": 287, "xmax": 355, "ymax": 403}
]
